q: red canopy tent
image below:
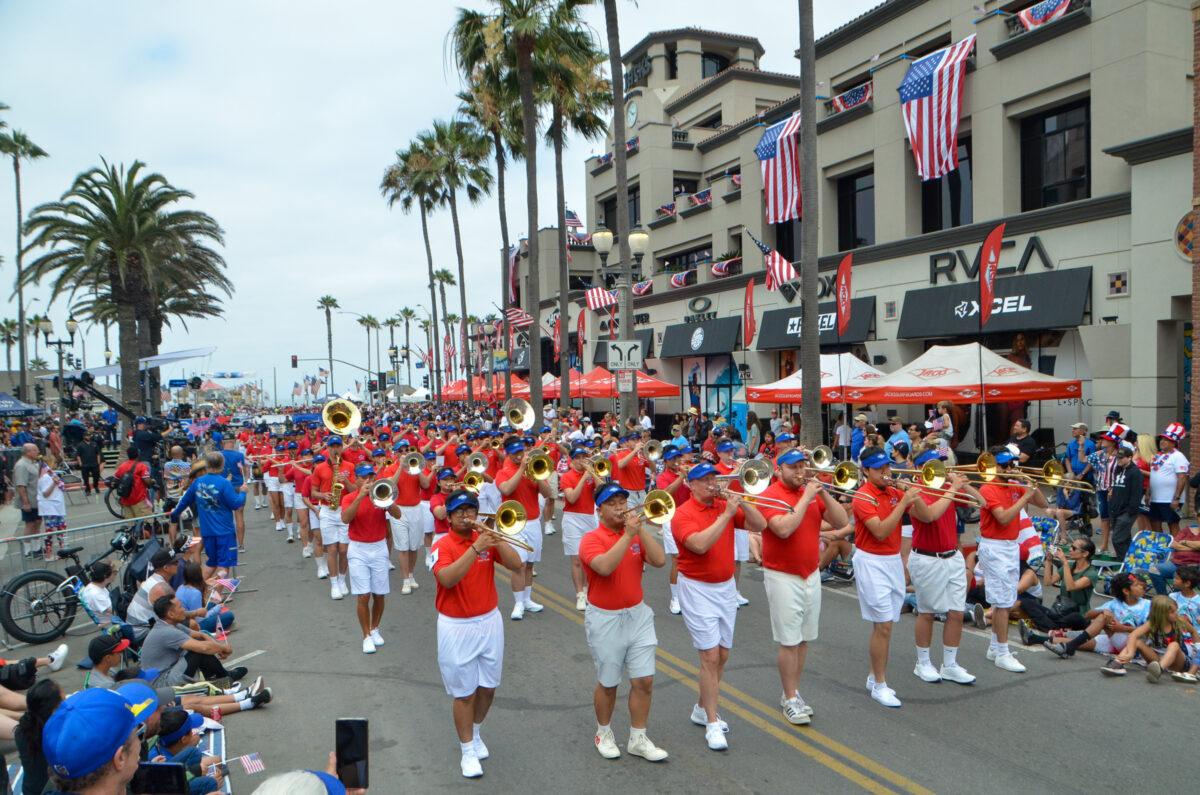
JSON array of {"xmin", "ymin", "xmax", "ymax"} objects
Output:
[
  {"xmin": 442, "ymin": 376, "xmax": 493, "ymax": 401},
  {"xmin": 574, "ymin": 366, "xmax": 680, "ymax": 399}
]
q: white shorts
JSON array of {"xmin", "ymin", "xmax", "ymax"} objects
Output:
[
  {"xmin": 906, "ymin": 550, "xmax": 968, "ymax": 615},
  {"xmin": 347, "ymin": 540, "xmax": 391, "ymax": 595},
  {"xmin": 514, "ymin": 517, "xmax": 543, "ymax": 564},
  {"xmin": 438, "ymin": 608, "xmax": 504, "ymax": 698},
  {"xmin": 661, "ymin": 521, "xmax": 678, "ymax": 556},
  {"xmin": 763, "ymin": 568, "xmax": 821, "ymax": 646},
  {"xmin": 1094, "ymin": 632, "xmax": 1130, "ymax": 655},
  {"xmin": 319, "ymin": 506, "xmax": 349, "ymax": 546},
  {"xmin": 584, "ymin": 602, "xmax": 657, "ymax": 687},
  {"xmin": 420, "ymin": 500, "xmax": 435, "ymax": 536},
  {"xmin": 625, "ymin": 489, "xmax": 647, "ymax": 507},
  {"xmin": 390, "ymin": 504, "xmax": 425, "ymax": 551},
  {"xmin": 561, "ymin": 512, "xmax": 594, "ymax": 556},
  {"xmin": 308, "ymin": 509, "xmax": 320, "ymax": 529},
  {"xmin": 282, "ymin": 483, "xmax": 297, "ymax": 508},
  {"xmin": 734, "ymin": 528, "xmax": 750, "ymax": 562},
  {"xmin": 677, "ymin": 574, "xmax": 736, "ymax": 650},
  {"xmin": 977, "ymin": 538, "xmax": 1019, "ymax": 609},
  {"xmin": 265, "ymin": 476, "xmax": 280, "ymax": 493},
  {"xmin": 478, "ymin": 483, "xmax": 502, "ymax": 516},
  {"xmin": 852, "ymin": 549, "xmax": 905, "ymax": 623}
]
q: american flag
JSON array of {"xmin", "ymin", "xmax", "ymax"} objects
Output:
[
  {"xmin": 292, "ymin": 382, "xmax": 301, "ymax": 397},
  {"xmin": 898, "ymin": 34, "xmax": 975, "ymax": 181},
  {"xmin": 669, "ymin": 271, "xmax": 692, "ymax": 288},
  {"xmin": 596, "ymin": 152, "xmax": 613, "ymax": 166},
  {"xmin": 318, "ymin": 367, "xmax": 329, "ymax": 377},
  {"xmin": 625, "ymin": 137, "xmax": 639, "ymax": 152},
  {"xmin": 214, "ymin": 613, "xmax": 228, "ymax": 642},
  {"xmin": 505, "ymin": 307, "xmax": 534, "ymax": 329},
  {"xmin": 1017, "ymin": 0, "xmax": 1071, "ymax": 30},
  {"xmin": 831, "ymin": 82, "xmax": 873, "ymax": 113},
  {"xmin": 215, "ymin": 577, "xmax": 241, "ymax": 592},
  {"xmin": 570, "ymin": 231, "xmax": 592, "ymax": 245},
  {"xmin": 564, "ymin": 209, "xmax": 582, "ymax": 229},
  {"xmin": 754, "ymin": 112, "xmax": 803, "ymax": 224},
  {"xmin": 656, "ymin": 202, "xmax": 676, "ymax": 217},
  {"xmin": 745, "ymin": 228, "xmax": 797, "ymax": 291},
  {"xmin": 443, "ymin": 333, "xmax": 454, "ymax": 363},
  {"xmin": 689, "ymin": 189, "xmax": 712, "ymax": 206},
  {"xmin": 711, "ymin": 257, "xmax": 741, "ymax": 277},
  {"xmin": 631, "ymin": 279, "xmax": 653, "ymax": 296},
  {"xmin": 585, "ymin": 287, "xmax": 618, "ymax": 311},
  {"xmin": 238, "ymin": 752, "xmax": 266, "ymax": 775}
]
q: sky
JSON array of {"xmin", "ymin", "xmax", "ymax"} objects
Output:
[{"xmin": 0, "ymin": 0, "xmax": 878, "ymax": 402}]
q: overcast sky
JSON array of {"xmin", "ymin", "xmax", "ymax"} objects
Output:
[{"xmin": 0, "ymin": 0, "xmax": 877, "ymax": 402}]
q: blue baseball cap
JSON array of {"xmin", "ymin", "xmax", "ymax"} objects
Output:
[
  {"xmin": 287, "ymin": 441, "xmax": 298, "ymax": 450},
  {"xmin": 135, "ymin": 416, "xmax": 147, "ymax": 424},
  {"xmin": 355, "ymin": 464, "xmax": 376, "ymax": 478},
  {"xmin": 861, "ymin": 451, "xmax": 890, "ymax": 470},
  {"xmin": 570, "ymin": 447, "xmax": 589, "ymax": 458},
  {"xmin": 541, "ymin": 426, "xmax": 552, "ymax": 433},
  {"xmin": 777, "ymin": 448, "xmax": 808, "ymax": 466},
  {"xmin": 327, "ymin": 435, "xmax": 343, "ymax": 446},
  {"xmin": 777, "ymin": 433, "xmax": 796, "ymax": 443},
  {"xmin": 914, "ymin": 450, "xmax": 941, "ymax": 466},
  {"xmin": 372, "ymin": 448, "xmax": 386, "ymax": 457},
  {"xmin": 44, "ymin": 689, "xmax": 146, "ymax": 779},
  {"xmin": 687, "ymin": 462, "xmax": 718, "ymax": 481},
  {"xmin": 456, "ymin": 444, "xmax": 472, "ymax": 455},
  {"xmin": 595, "ymin": 482, "xmax": 630, "ymax": 507},
  {"xmin": 378, "ymin": 432, "xmax": 391, "ymax": 442},
  {"xmin": 446, "ymin": 492, "xmax": 480, "ymax": 513},
  {"xmin": 993, "ymin": 450, "xmax": 1016, "ymax": 465},
  {"xmin": 158, "ymin": 708, "xmax": 204, "ymax": 746},
  {"xmin": 274, "ymin": 445, "xmax": 285, "ymax": 452},
  {"xmin": 621, "ymin": 432, "xmax": 639, "ymax": 442},
  {"xmin": 437, "ymin": 467, "xmax": 455, "ymax": 480},
  {"xmin": 716, "ymin": 440, "xmax": 736, "ymax": 453},
  {"xmin": 424, "ymin": 451, "xmax": 437, "ymax": 460},
  {"xmin": 313, "ymin": 454, "xmax": 327, "ymax": 464},
  {"xmin": 391, "ymin": 442, "xmax": 404, "ymax": 452},
  {"xmin": 505, "ymin": 440, "xmax": 526, "ymax": 455},
  {"xmin": 662, "ymin": 446, "xmax": 682, "ymax": 461}
]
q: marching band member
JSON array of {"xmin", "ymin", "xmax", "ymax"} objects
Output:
[
  {"xmin": 977, "ymin": 447, "xmax": 1048, "ymax": 673},
  {"xmin": 852, "ymin": 447, "xmax": 920, "ymax": 708},
  {"xmin": 300, "ymin": 453, "xmax": 326, "ymax": 564},
  {"xmin": 610, "ymin": 433, "xmax": 649, "ymax": 505},
  {"xmin": 755, "ymin": 448, "xmax": 848, "ymax": 724},
  {"xmin": 385, "ymin": 448, "xmax": 431, "ymax": 595},
  {"xmin": 419, "ymin": 449, "xmax": 439, "ymax": 567},
  {"xmin": 309, "ymin": 436, "xmax": 355, "ymax": 597},
  {"xmin": 670, "ymin": 462, "xmax": 765, "ymax": 751},
  {"xmin": 341, "ymin": 463, "xmax": 402, "ymax": 654},
  {"xmin": 280, "ymin": 441, "xmax": 301, "ymax": 541},
  {"xmin": 265, "ymin": 443, "xmax": 285, "ymax": 531},
  {"xmin": 714, "ymin": 439, "xmax": 751, "ymax": 607},
  {"xmin": 433, "ymin": 490, "xmax": 524, "ymax": 779},
  {"xmin": 495, "ymin": 439, "xmax": 554, "ymax": 620},
  {"xmin": 655, "ymin": 446, "xmax": 690, "ymax": 615},
  {"xmin": 560, "ymin": 446, "xmax": 602, "ymax": 610},
  {"xmin": 579, "ymin": 483, "xmax": 668, "ymax": 762}
]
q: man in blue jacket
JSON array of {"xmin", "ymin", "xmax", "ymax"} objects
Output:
[{"xmin": 169, "ymin": 452, "xmax": 248, "ymax": 576}]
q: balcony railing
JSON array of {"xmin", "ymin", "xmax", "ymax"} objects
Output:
[
  {"xmin": 1004, "ymin": 0, "xmax": 1090, "ymax": 39},
  {"xmin": 672, "ymin": 129, "xmax": 689, "ymax": 143}
]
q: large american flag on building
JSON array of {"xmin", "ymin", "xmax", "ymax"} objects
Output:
[
  {"xmin": 585, "ymin": 287, "xmax": 618, "ymax": 311},
  {"xmin": 754, "ymin": 111, "xmax": 803, "ymax": 224},
  {"xmin": 831, "ymin": 82, "xmax": 873, "ymax": 113},
  {"xmin": 744, "ymin": 228, "xmax": 797, "ymax": 291},
  {"xmin": 564, "ymin": 209, "xmax": 583, "ymax": 229},
  {"xmin": 898, "ymin": 35, "xmax": 975, "ymax": 181},
  {"xmin": 1017, "ymin": 0, "xmax": 1071, "ymax": 30},
  {"xmin": 505, "ymin": 307, "xmax": 534, "ymax": 329}
]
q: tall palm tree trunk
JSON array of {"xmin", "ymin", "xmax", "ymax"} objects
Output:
[
  {"xmin": 12, "ymin": 157, "xmax": 29, "ymax": 402},
  {"xmin": 374, "ymin": 327, "xmax": 382, "ymax": 401},
  {"xmin": 110, "ymin": 268, "xmax": 141, "ymax": 409},
  {"xmin": 493, "ymin": 131, "xmax": 514, "ymax": 401},
  {"xmin": 419, "ymin": 204, "xmax": 443, "ymax": 400},
  {"xmin": 364, "ymin": 327, "xmax": 372, "ymax": 404},
  {"xmin": 438, "ymin": 283, "xmax": 452, "ymax": 385},
  {"xmin": 403, "ymin": 319, "xmax": 412, "ymax": 387},
  {"xmin": 324, "ymin": 308, "xmax": 334, "ymax": 397},
  {"xmin": 4, "ymin": 341, "xmax": 11, "ymax": 374},
  {"xmin": 516, "ymin": 36, "xmax": 543, "ymax": 426},
  {"xmin": 797, "ymin": 0, "xmax": 821, "ymax": 447},
  {"xmin": 448, "ymin": 190, "xmax": 474, "ymax": 403},
  {"xmin": 552, "ymin": 108, "xmax": 571, "ymax": 411}
]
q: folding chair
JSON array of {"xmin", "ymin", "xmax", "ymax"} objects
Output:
[{"xmin": 1093, "ymin": 529, "xmax": 1172, "ymax": 597}]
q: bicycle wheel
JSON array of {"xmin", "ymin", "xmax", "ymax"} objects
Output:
[
  {"xmin": 0, "ymin": 570, "xmax": 77, "ymax": 644},
  {"xmin": 104, "ymin": 486, "xmax": 123, "ymax": 519}
]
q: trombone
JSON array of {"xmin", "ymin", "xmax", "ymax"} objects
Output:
[
  {"xmin": 1024, "ymin": 459, "xmax": 1095, "ymax": 493},
  {"xmin": 465, "ymin": 452, "xmax": 490, "ymax": 474},
  {"xmin": 401, "ymin": 452, "xmax": 423, "ymax": 475},
  {"xmin": 502, "ymin": 398, "xmax": 535, "ymax": 431},
  {"xmin": 715, "ymin": 459, "xmax": 773, "ymax": 495},
  {"xmin": 888, "ymin": 460, "xmax": 983, "ymax": 506},
  {"xmin": 450, "ymin": 471, "xmax": 486, "ymax": 494},
  {"xmin": 961, "ymin": 452, "xmax": 1041, "ymax": 488},
  {"xmin": 589, "ymin": 455, "xmax": 613, "ymax": 480},
  {"xmin": 642, "ymin": 439, "xmax": 664, "ymax": 462},
  {"xmin": 369, "ymin": 478, "xmax": 397, "ymax": 508},
  {"xmin": 525, "ymin": 450, "xmax": 553, "ymax": 481},
  {"xmin": 617, "ymin": 489, "xmax": 676, "ymax": 525},
  {"xmin": 476, "ymin": 500, "xmax": 534, "ymax": 551},
  {"xmin": 802, "ymin": 461, "xmax": 879, "ymax": 505}
]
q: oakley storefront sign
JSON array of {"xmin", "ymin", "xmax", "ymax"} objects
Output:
[
  {"xmin": 928, "ymin": 235, "xmax": 1054, "ymax": 285},
  {"xmin": 684, "ymin": 296, "xmax": 717, "ymax": 324}
]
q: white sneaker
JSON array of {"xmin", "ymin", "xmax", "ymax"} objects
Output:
[
  {"xmin": 575, "ymin": 592, "xmax": 587, "ymax": 611},
  {"xmin": 705, "ymin": 723, "xmax": 729, "ymax": 750},
  {"xmin": 690, "ymin": 703, "xmax": 728, "ymax": 732},
  {"xmin": 460, "ymin": 752, "xmax": 483, "ymax": 778},
  {"xmin": 301, "ymin": 544, "xmax": 313, "ymax": 558},
  {"xmin": 985, "ymin": 646, "xmax": 998, "ymax": 661},
  {"xmin": 362, "ymin": 637, "xmax": 376, "ymax": 654},
  {"xmin": 401, "ymin": 580, "xmax": 413, "ymax": 596},
  {"xmin": 369, "ymin": 628, "xmax": 384, "ymax": 646},
  {"xmin": 779, "ymin": 693, "xmax": 814, "ymax": 717},
  {"xmin": 425, "ymin": 553, "xmax": 434, "ymax": 571},
  {"xmin": 594, "ymin": 727, "xmax": 620, "ymax": 759},
  {"xmin": 627, "ymin": 733, "xmax": 668, "ymax": 761},
  {"xmin": 388, "ymin": 560, "xmax": 396, "ymax": 571},
  {"xmin": 275, "ymin": 521, "xmax": 284, "ymax": 531},
  {"xmin": 780, "ymin": 696, "xmax": 812, "ymax": 725},
  {"xmin": 669, "ymin": 597, "xmax": 681, "ymax": 615},
  {"xmin": 913, "ymin": 661, "xmax": 942, "ymax": 683},
  {"xmin": 994, "ymin": 653, "xmax": 1026, "ymax": 673},
  {"xmin": 317, "ymin": 560, "xmax": 329, "ymax": 579},
  {"xmin": 939, "ymin": 664, "xmax": 976, "ymax": 685},
  {"xmin": 544, "ymin": 525, "xmax": 557, "ymax": 536},
  {"xmin": 736, "ymin": 592, "xmax": 750, "ymax": 607},
  {"xmin": 865, "ymin": 674, "xmax": 876, "ymax": 691},
  {"xmin": 406, "ymin": 577, "xmax": 419, "ymax": 590},
  {"xmin": 48, "ymin": 643, "xmax": 68, "ymax": 672},
  {"xmin": 331, "ymin": 582, "xmax": 344, "ymax": 600},
  {"xmin": 871, "ymin": 684, "xmax": 902, "ymax": 708},
  {"xmin": 524, "ymin": 599, "xmax": 544, "ymax": 613},
  {"xmin": 510, "ymin": 602, "xmax": 525, "ymax": 621},
  {"xmin": 473, "ymin": 737, "xmax": 489, "ymax": 760}
]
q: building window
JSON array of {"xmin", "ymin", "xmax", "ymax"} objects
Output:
[
  {"xmin": 658, "ymin": 244, "xmax": 711, "ymax": 274},
  {"xmin": 921, "ymin": 141, "xmax": 973, "ymax": 233},
  {"xmin": 673, "ymin": 176, "xmax": 699, "ymax": 196},
  {"xmin": 667, "ymin": 45, "xmax": 678, "ymax": 80},
  {"xmin": 599, "ymin": 185, "xmax": 641, "ymax": 231},
  {"xmin": 1021, "ymin": 99, "xmax": 1089, "ymax": 211},
  {"xmin": 701, "ymin": 52, "xmax": 729, "ymax": 79},
  {"xmin": 837, "ymin": 170, "xmax": 875, "ymax": 250},
  {"xmin": 568, "ymin": 274, "xmax": 593, "ymax": 291},
  {"xmin": 696, "ymin": 112, "xmax": 722, "ymax": 129},
  {"xmin": 773, "ymin": 219, "xmax": 802, "ymax": 264}
]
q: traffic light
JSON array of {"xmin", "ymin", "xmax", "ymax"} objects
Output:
[
  {"xmin": 34, "ymin": 383, "xmax": 44, "ymax": 403},
  {"xmin": 189, "ymin": 376, "xmax": 202, "ymax": 390},
  {"xmin": 368, "ymin": 379, "xmax": 378, "ymax": 393},
  {"xmin": 422, "ymin": 375, "xmax": 430, "ymax": 389},
  {"xmin": 291, "ymin": 355, "xmax": 298, "ymax": 368}
]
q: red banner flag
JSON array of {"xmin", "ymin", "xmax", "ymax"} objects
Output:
[
  {"xmin": 836, "ymin": 253, "xmax": 853, "ymax": 338},
  {"xmin": 743, "ymin": 278, "xmax": 756, "ymax": 346},
  {"xmin": 553, "ymin": 315, "xmax": 562, "ymax": 362},
  {"xmin": 979, "ymin": 222, "xmax": 1005, "ymax": 328},
  {"xmin": 577, "ymin": 308, "xmax": 585, "ymax": 364}
]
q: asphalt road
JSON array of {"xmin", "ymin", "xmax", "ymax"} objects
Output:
[{"xmin": 17, "ymin": 501, "xmax": 1199, "ymax": 794}]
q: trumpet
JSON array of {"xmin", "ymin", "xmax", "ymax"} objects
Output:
[
  {"xmin": 322, "ymin": 398, "xmax": 361, "ymax": 436},
  {"xmin": 402, "ymin": 452, "xmax": 424, "ymax": 475},
  {"xmin": 590, "ymin": 455, "xmax": 612, "ymax": 480},
  {"xmin": 715, "ymin": 487, "xmax": 795, "ymax": 512},
  {"xmin": 465, "ymin": 452, "xmax": 490, "ymax": 474},
  {"xmin": 525, "ymin": 450, "xmax": 553, "ymax": 481},
  {"xmin": 502, "ymin": 398, "xmax": 535, "ymax": 431},
  {"xmin": 618, "ymin": 489, "xmax": 676, "ymax": 525},
  {"xmin": 370, "ymin": 478, "xmax": 397, "ymax": 508},
  {"xmin": 476, "ymin": 500, "xmax": 534, "ymax": 551}
]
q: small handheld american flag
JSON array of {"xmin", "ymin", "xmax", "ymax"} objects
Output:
[{"xmin": 238, "ymin": 752, "xmax": 266, "ymax": 775}]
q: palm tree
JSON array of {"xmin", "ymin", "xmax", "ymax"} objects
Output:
[
  {"xmin": 381, "ymin": 144, "xmax": 445, "ymax": 400},
  {"xmin": 797, "ymin": 0, "xmax": 821, "ymax": 445},
  {"xmin": 421, "ymin": 119, "xmax": 493, "ymax": 403},
  {"xmin": 317, "ymin": 295, "xmax": 339, "ymax": 396},
  {"xmin": 434, "ymin": 269, "xmax": 456, "ymax": 386},
  {"xmin": 28, "ymin": 356, "xmax": 48, "ymax": 371},
  {"xmin": 0, "ymin": 128, "xmax": 48, "ymax": 402},
  {"xmin": 445, "ymin": 313, "xmax": 462, "ymax": 382},
  {"xmin": 0, "ymin": 318, "xmax": 17, "ymax": 374},
  {"xmin": 418, "ymin": 318, "xmax": 433, "ymax": 385},
  {"xmin": 25, "ymin": 312, "xmax": 47, "ymax": 359},
  {"xmin": 398, "ymin": 307, "xmax": 417, "ymax": 386}
]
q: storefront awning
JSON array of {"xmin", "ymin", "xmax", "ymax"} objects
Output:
[
  {"xmin": 898, "ymin": 268, "xmax": 1091, "ymax": 339},
  {"xmin": 593, "ymin": 328, "xmax": 655, "ymax": 364},
  {"xmin": 660, "ymin": 316, "xmax": 741, "ymax": 358},
  {"xmin": 756, "ymin": 297, "xmax": 875, "ymax": 350}
]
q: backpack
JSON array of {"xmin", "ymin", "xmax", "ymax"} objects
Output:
[{"xmin": 115, "ymin": 465, "xmax": 136, "ymax": 499}]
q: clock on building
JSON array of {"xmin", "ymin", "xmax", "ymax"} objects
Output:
[{"xmin": 626, "ymin": 101, "xmax": 638, "ymax": 128}]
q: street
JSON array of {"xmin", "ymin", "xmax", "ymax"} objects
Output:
[{"xmin": 20, "ymin": 503, "xmax": 1198, "ymax": 794}]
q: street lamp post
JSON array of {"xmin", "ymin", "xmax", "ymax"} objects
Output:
[
  {"xmin": 40, "ymin": 317, "xmax": 78, "ymax": 413},
  {"xmin": 387, "ymin": 345, "xmax": 398, "ymax": 402},
  {"xmin": 592, "ymin": 226, "xmax": 649, "ymax": 427},
  {"xmin": 481, "ymin": 322, "xmax": 497, "ymax": 394}
]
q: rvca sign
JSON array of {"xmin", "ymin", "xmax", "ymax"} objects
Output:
[{"xmin": 929, "ymin": 235, "xmax": 1054, "ymax": 285}]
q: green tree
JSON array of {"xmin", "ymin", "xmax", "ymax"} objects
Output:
[
  {"xmin": 0, "ymin": 318, "xmax": 17, "ymax": 374},
  {"xmin": 317, "ymin": 295, "xmax": 339, "ymax": 395},
  {"xmin": 0, "ymin": 128, "xmax": 48, "ymax": 401},
  {"xmin": 28, "ymin": 356, "xmax": 48, "ymax": 371}
]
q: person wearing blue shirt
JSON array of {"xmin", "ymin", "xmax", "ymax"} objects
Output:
[
  {"xmin": 219, "ymin": 437, "xmax": 249, "ymax": 552},
  {"xmin": 11, "ymin": 425, "xmax": 34, "ymax": 446},
  {"xmin": 850, "ymin": 414, "xmax": 867, "ymax": 462},
  {"xmin": 1064, "ymin": 423, "xmax": 1096, "ymax": 479},
  {"xmin": 169, "ymin": 451, "xmax": 247, "ymax": 576},
  {"xmin": 883, "ymin": 416, "xmax": 909, "ymax": 457},
  {"xmin": 100, "ymin": 408, "xmax": 119, "ymax": 447}
]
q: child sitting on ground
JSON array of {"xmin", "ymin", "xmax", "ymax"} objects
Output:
[
  {"xmin": 1111, "ymin": 594, "xmax": 1198, "ymax": 681},
  {"xmin": 1043, "ymin": 572, "xmax": 1150, "ymax": 673}
]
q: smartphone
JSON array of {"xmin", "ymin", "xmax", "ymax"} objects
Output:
[
  {"xmin": 336, "ymin": 718, "xmax": 369, "ymax": 789},
  {"xmin": 131, "ymin": 762, "xmax": 188, "ymax": 795}
]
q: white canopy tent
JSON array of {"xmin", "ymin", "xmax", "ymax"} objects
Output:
[
  {"xmin": 35, "ymin": 346, "xmax": 218, "ymax": 380},
  {"xmin": 745, "ymin": 353, "xmax": 887, "ymax": 403}
]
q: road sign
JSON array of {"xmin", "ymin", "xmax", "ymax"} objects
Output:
[
  {"xmin": 168, "ymin": 379, "xmax": 188, "ymax": 388},
  {"xmin": 607, "ymin": 340, "xmax": 643, "ymax": 371},
  {"xmin": 617, "ymin": 369, "xmax": 634, "ymax": 392}
]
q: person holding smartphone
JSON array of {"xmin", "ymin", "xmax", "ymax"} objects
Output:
[{"xmin": 432, "ymin": 490, "xmax": 524, "ymax": 779}]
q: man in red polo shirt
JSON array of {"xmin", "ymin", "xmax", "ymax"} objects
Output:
[
  {"xmin": 904, "ymin": 449, "xmax": 983, "ymax": 686},
  {"xmin": 385, "ymin": 452, "xmax": 431, "ymax": 596},
  {"xmin": 579, "ymin": 483, "xmax": 667, "ymax": 762},
  {"xmin": 341, "ymin": 463, "xmax": 405, "ymax": 655},
  {"xmin": 852, "ymin": 447, "xmax": 920, "ymax": 709},
  {"xmin": 756, "ymin": 448, "xmax": 848, "ymax": 725},
  {"xmin": 714, "ymin": 439, "xmax": 752, "ymax": 607},
  {"xmin": 560, "ymin": 447, "xmax": 601, "ymax": 611},
  {"xmin": 976, "ymin": 447, "xmax": 1047, "ymax": 674},
  {"xmin": 609, "ymin": 434, "xmax": 649, "ymax": 504},
  {"xmin": 432, "ymin": 490, "xmax": 524, "ymax": 779},
  {"xmin": 495, "ymin": 439, "xmax": 554, "ymax": 620},
  {"xmin": 670, "ymin": 462, "xmax": 765, "ymax": 751},
  {"xmin": 655, "ymin": 446, "xmax": 690, "ymax": 615}
]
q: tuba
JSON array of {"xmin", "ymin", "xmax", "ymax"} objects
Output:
[{"xmin": 322, "ymin": 399, "xmax": 361, "ymax": 436}]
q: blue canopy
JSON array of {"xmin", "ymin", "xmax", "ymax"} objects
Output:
[{"xmin": 0, "ymin": 392, "xmax": 44, "ymax": 417}]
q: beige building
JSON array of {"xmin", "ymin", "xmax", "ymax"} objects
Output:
[{"xmin": 515, "ymin": 3, "xmax": 1194, "ymax": 447}]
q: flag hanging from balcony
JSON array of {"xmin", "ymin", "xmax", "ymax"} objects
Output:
[
  {"xmin": 711, "ymin": 257, "xmax": 741, "ymax": 277},
  {"xmin": 836, "ymin": 253, "xmax": 853, "ymax": 338},
  {"xmin": 505, "ymin": 307, "xmax": 534, "ymax": 330},
  {"xmin": 585, "ymin": 287, "xmax": 618, "ymax": 311},
  {"xmin": 731, "ymin": 173, "xmax": 742, "ymax": 188},
  {"xmin": 1017, "ymin": 0, "xmax": 1070, "ymax": 30},
  {"xmin": 669, "ymin": 271, "xmax": 692, "ymax": 289},
  {"xmin": 631, "ymin": 279, "xmax": 653, "ymax": 296},
  {"xmin": 625, "ymin": 137, "xmax": 639, "ymax": 152},
  {"xmin": 831, "ymin": 82, "xmax": 873, "ymax": 113},
  {"xmin": 689, "ymin": 188, "xmax": 712, "ymax": 206},
  {"xmin": 656, "ymin": 202, "xmax": 676, "ymax": 218},
  {"xmin": 564, "ymin": 209, "xmax": 582, "ymax": 229},
  {"xmin": 898, "ymin": 34, "xmax": 975, "ymax": 181},
  {"xmin": 744, "ymin": 228, "xmax": 797, "ymax": 291},
  {"xmin": 754, "ymin": 111, "xmax": 803, "ymax": 224}
]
